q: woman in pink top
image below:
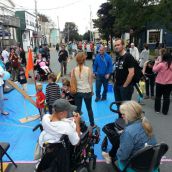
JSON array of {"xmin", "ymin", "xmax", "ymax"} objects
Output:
[{"xmin": 153, "ymin": 53, "xmax": 172, "ymax": 115}]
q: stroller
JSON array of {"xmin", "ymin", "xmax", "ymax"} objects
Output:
[
  {"xmin": 34, "ymin": 58, "xmax": 52, "ymax": 81},
  {"xmin": 101, "ymin": 102, "xmax": 125, "ymax": 159},
  {"xmin": 35, "ymin": 120, "xmax": 100, "ymax": 172}
]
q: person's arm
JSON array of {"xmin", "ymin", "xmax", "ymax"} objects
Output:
[
  {"xmin": 153, "ymin": 60, "xmax": 162, "ymax": 72},
  {"xmin": 135, "ymin": 48, "xmax": 140, "ymax": 61},
  {"xmin": 45, "ymin": 86, "xmax": 49, "ymax": 104},
  {"xmin": 116, "ymin": 131, "xmax": 134, "ymax": 161},
  {"xmin": 142, "ymin": 61, "xmax": 149, "ymax": 74},
  {"xmin": 105, "ymin": 56, "xmax": 113, "ymax": 79},
  {"xmin": 123, "ymin": 67, "xmax": 134, "ymax": 87},
  {"xmin": 93, "ymin": 56, "xmax": 98, "ymax": 76},
  {"xmin": 88, "ymin": 68, "xmax": 93, "ymax": 92}
]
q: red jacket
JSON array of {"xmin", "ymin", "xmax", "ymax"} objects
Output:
[{"xmin": 36, "ymin": 91, "xmax": 45, "ymax": 108}]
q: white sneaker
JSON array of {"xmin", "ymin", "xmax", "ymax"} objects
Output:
[{"xmin": 102, "ymin": 151, "xmax": 111, "ymax": 164}]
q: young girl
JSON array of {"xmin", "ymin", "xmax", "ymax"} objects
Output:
[
  {"xmin": 46, "ymin": 73, "xmax": 61, "ymax": 114},
  {"xmin": 18, "ymin": 66, "xmax": 27, "ymax": 92},
  {"xmin": 137, "ymin": 77, "xmax": 145, "ymax": 105},
  {"xmin": 35, "ymin": 53, "xmax": 51, "ymax": 74},
  {"xmin": 36, "ymin": 83, "xmax": 45, "ymax": 118},
  {"xmin": 61, "ymin": 78, "xmax": 75, "ymax": 105}
]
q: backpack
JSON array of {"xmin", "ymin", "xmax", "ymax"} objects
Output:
[{"xmin": 132, "ymin": 57, "xmax": 144, "ymax": 83}]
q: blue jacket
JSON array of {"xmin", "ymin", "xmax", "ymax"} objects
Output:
[
  {"xmin": 116, "ymin": 120, "xmax": 157, "ymax": 164},
  {"xmin": 93, "ymin": 53, "xmax": 112, "ymax": 76}
]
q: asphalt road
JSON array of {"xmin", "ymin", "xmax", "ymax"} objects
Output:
[{"xmin": 49, "ymin": 48, "xmax": 172, "ymax": 172}]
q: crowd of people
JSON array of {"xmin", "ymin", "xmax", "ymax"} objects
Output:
[{"xmin": 0, "ymin": 39, "xmax": 172, "ymax": 171}]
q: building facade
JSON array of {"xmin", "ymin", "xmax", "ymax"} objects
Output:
[{"xmin": 0, "ymin": 0, "xmax": 20, "ymax": 49}]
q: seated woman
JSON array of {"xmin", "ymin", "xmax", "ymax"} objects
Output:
[
  {"xmin": 102, "ymin": 101, "xmax": 157, "ymax": 167},
  {"xmin": 37, "ymin": 99, "xmax": 80, "ymax": 172}
]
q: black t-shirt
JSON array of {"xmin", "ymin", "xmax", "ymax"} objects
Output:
[
  {"xmin": 115, "ymin": 53, "xmax": 135, "ymax": 86},
  {"xmin": 58, "ymin": 50, "xmax": 68, "ymax": 62}
]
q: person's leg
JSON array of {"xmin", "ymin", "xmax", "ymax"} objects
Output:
[
  {"xmin": 102, "ymin": 77, "xmax": 108, "ymax": 100},
  {"xmin": 63, "ymin": 61, "xmax": 67, "ymax": 75},
  {"xmin": 145, "ymin": 77, "xmax": 150, "ymax": 97},
  {"xmin": 74, "ymin": 93, "xmax": 83, "ymax": 114},
  {"xmin": 84, "ymin": 92, "xmax": 95, "ymax": 126},
  {"xmin": 150, "ymin": 76, "xmax": 155, "ymax": 97},
  {"xmin": 48, "ymin": 105, "xmax": 53, "ymax": 114},
  {"xmin": 95, "ymin": 75, "xmax": 102, "ymax": 100},
  {"xmin": 154, "ymin": 83, "xmax": 163, "ymax": 113},
  {"xmin": 0, "ymin": 86, "xmax": 4, "ymax": 113},
  {"xmin": 120, "ymin": 84, "xmax": 134, "ymax": 101},
  {"xmin": 162, "ymin": 84, "xmax": 172, "ymax": 115},
  {"xmin": 60, "ymin": 62, "xmax": 63, "ymax": 76}
]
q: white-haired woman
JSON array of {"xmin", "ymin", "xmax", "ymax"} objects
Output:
[{"xmin": 102, "ymin": 101, "xmax": 157, "ymax": 166}]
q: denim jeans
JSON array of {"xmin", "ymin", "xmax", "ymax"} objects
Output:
[
  {"xmin": 114, "ymin": 84, "xmax": 134, "ymax": 103},
  {"xmin": 75, "ymin": 92, "xmax": 95, "ymax": 126},
  {"xmin": 0, "ymin": 86, "xmax": 4, "ymax": 113},
  {"xmin": 155, "ymin": 83, "xmax": 172, "ymax": 114},
  {"xmin": 95, "ymin": 75, "xmax": 108, "ymax": 99}
]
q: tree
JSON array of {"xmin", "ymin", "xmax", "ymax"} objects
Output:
[
  {"xmin": 93, "ymin": 2, "xmax": 116, "ymax": 50},
  {"xmin": 38, "ymin": 13, "xmax": 49, "ymax": 22},
  {"xmin": 63, "ymin": 22, "xmax": 81, "ymax": 42},
  {"xmin": 83, "ymin": 30, "xmax": 92, "ymax": 41}
]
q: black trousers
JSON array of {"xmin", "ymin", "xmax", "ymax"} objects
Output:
[
  {"xmin": 155, "ymin": 83, "xmax": 172, "ymax": 115},
  {"xmin": 145, "ymin": 75, "xmax": 155, "ymax": 97},
  {"xmin": 75, "ymin": 92, "xmax": 95, "ymax": 126}
]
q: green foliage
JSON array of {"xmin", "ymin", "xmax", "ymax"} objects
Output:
[
  {"xmin": 83, "ymin": 30, "xmax": 93, "ymax": 41},
  {"xmin": 63, "ymin": 22, "xmax": 81, "ymax": 42},
  {"xmin": 38, "ymin": 13, "xmax": 49, "ymax": 22}
]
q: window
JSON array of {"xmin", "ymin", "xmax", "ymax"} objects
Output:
[{"xmin": 147, "ymin": 29, "xmax": 163, "ymax": 44}]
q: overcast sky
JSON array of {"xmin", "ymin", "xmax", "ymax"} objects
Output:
[{"xmin": 13, "ymin": 0, "xmax": 107, "ymax": 34}]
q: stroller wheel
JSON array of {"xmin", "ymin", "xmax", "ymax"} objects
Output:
[
  {"xmin": 89, "ymin": 157, "xmax": 96, "ymax": 171},
  {"xmin": 76, "ymin": 166, "xmax": 88, "ymax": 172},
  {"xmin": 101, "ymin": 136, "xmax": 108, "ymax": 151}
]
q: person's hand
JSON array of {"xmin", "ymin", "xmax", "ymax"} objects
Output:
[
  {"xmin": 105, "ymin": 74, "xmax": 110, "ymax": 79},
  {"xmin": 73, "ymin": 113, "xmax": 81, "ymax": 124},
  {"xmin": 92, "ymin": 73, "xmax": 96, "ymax": 78}
]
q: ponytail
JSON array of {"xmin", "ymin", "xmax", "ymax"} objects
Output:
[{"xmin": 141, "ymin": 117, "xmax": 153, "ymax": 138}]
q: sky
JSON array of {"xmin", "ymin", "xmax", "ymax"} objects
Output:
[{"xmin": 13, "ymin": 0, "xmax": 107, "ymax": 34}]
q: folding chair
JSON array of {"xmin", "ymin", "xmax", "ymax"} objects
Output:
[
  {"xmin": 114, "ymin": 142, "xmax": 168, "ymax": 172},
  {"xmin": 0, "ymin": 142, "xmax": 17, "ymax": 172}
]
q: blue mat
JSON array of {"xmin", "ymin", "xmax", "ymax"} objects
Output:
[{"xmin": 0, "ymin": 83, "xmax": 118, "ymax": 161}]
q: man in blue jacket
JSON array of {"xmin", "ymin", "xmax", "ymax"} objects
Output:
[{"xmin": 93, "ymin": 46, "xmax": 112, "ymax": 102}]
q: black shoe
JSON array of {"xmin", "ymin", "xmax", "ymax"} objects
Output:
[
  {"xmin": 101, "ymin": 97, "xmax": 107, "ymax": 101},
  {"xmin": 95, "ymin": 97, "xmax": 100, "ymax": 102}
]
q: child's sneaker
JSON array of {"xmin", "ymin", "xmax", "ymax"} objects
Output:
[{"xmin": 102, "ymin": 151, "xmax": 111, "ymax": 164}]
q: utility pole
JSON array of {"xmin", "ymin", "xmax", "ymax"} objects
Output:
[
  {"xmin": 67, "ymin": 23, "xmax": 69, "ymax": 42},
  {"xmin": 34, "ymin": 0, "xmax": 38, "ymax": 47},
  {"xmin": 89, "ymin": 5, "xmax": 92, "ymax": 42}
]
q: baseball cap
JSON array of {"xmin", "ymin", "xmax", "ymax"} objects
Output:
[{"xmin": 53, "ymin": 99, "xmax": 76, "ymax": 113}]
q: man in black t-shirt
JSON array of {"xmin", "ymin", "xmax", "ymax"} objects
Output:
[
  {"xmin": 114, "ymin": 39, "xmax": 135, "ymax": 106},
  {"xmin": 58, "ymin": 45, "xmax": 68, "ymax": 76}
]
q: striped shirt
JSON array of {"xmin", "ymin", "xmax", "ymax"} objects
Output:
[{"xmin": 46, "ymin": 83, "xmax": 61, "ymax": 105}]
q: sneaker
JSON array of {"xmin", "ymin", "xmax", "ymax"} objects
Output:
[
  {"xmin": 155, "ymin": 111, "xmax": 160, "ymax": 114},
  {"xmin": 102, "ymin": 151, "xmax": 111, "ymax": 164},
  {"xmin": 1, "ymin": 111, "xmax": 9, "ymax": 115},
  {"xmin": 95, "ymin": 97, "xmax": 100, "ymax": 102}
]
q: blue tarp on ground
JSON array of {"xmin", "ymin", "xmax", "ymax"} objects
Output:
[{"xmin": 0, "ymin": 83, "xmax": 118, "ymax": 161}]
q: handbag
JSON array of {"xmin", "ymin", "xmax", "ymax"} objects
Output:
[
  {"xmin": 70, "ymin": 68, "xmax": 77, "ymax": 94},
  {"xmin": 34, "ymin": 141, "xmax": 44, "ymax": 160}
]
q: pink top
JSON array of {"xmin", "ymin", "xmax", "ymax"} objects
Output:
[
  {"xmin": 36, "ymin": 59, "xmax": 46, "ymax": 67},
  {"xmin": 153, "ymin": 61, "xmax": 172, "ymax": 84}
]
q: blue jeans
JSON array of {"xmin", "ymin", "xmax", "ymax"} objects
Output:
[
  {"xmin": 95, "ymin": 75, "xmax": 108, "ymax": 99},
  {"xmin": 0, "ymin": 85, "xmax": 4, "ymax": 113},
  {"xmin": 75, "ymin": 92, "xmax": 95, "ymax": 126},
  {"xmin": 114, "ymin": 84, "xmax": 134, "ymax": 102}
]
